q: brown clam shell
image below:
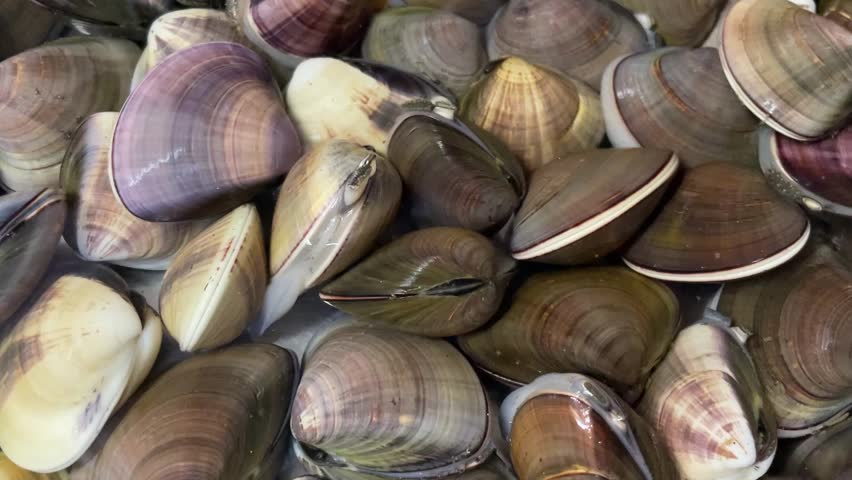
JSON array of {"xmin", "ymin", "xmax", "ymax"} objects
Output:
[
  {"xmin": 779, "ymin": 417, "xmax": 852, "ymax": 479},
  {"xmin": 613, "ymin": 0, "xmax": 726, "ymax": 46},
  {"xmin": 623, "ymin": 162, "xmax": 810, "ymax": 282},
  {"xmin": 111, "ymin": 42, "xmax": 302, "ymax": 222},
  {"xmin": 822, "ymin": 0, "xmax": 852, "ymax": 29},
  {"xmin": 0, "ymin": 0, "xmax": 63, "ymax": 61},
  {"xmin": 404, "ymin": 0, "xmax": 506, "ymax": 24}
]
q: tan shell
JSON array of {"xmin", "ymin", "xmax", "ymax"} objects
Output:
[
  {"xmin": 614, "ymin": 0, "xmax": 726, "ymax": 45},
  {"xmin": 0, "ymin": 453, "xmax": 68, "ymax": 480}
]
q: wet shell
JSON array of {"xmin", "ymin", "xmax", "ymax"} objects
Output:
[
  {"xmin": 614, "ymin": 0, "xmax": 726, "ymax": 45},
  {"xmin": 160, "ymin": 204, "xmax": 267, "ymax": 352},
  {"xmin": 292, "ymin": 326, "xmax": 495, "ymax": 475},
  {"xmin": 60, "ymin": 112, "xmax": 208, "ymax": 270},
  {"xmin": 0, "ymin": 37, "xmax": 139, "ymax": 190},
  {"xmin": 501, "ymin": 374, "xmax": 678, "ymax": 480},
  {"xmin": 758, "ymin": 124, "xmax": 852, "ymax": 217},
  {"xmin": 460, "ymin": 268, "xmax": 678, "ymax": 398},
  {"xmin": 387, "ymin": 111, "xmax": 525, "ymax": 232},
  {"xmin": 363, "ymin": 7, "xmax": 487, "ymax": 97},
  {"xmin": 486, "ymin": 0, "xmax": 649, "ymax": 87},
  {"xmin": 460, "ymin": 57, "xmax": 605, "ymax": 173},
  {"xmin": 0, "ymin": 189, "xmax": 65, "ymax": 327},
  {"xmin": 717, "ymin": 245, "xmax": 852, "ymax": 437},
  {"xmin": 510, "ymin": 148, "xmax": 678, "ymax": 264},
  {"xmin": 0, "ymin": 453, "xmax": 67, "ymax": 480},
  {"xmin": 822, "ymin": 0, "xmax": 852, "ymax": 29},
  {"xmin": 286, "ymin": 57, "xmax": 455, "ymax": 156},
  {"xmin": 623, "ymin": 162, "xmax": 810, "ymax": 282},
  {"xmin": 111, "ymin": 42, "xmax": 302, "ymax": 222},
  {"xmin": 0, "ymin": 0, "xmax": 63, "ymax": 61},
  {"xmin": 320, "ymin": 227, "xmax": 516, "ymax": 337},
  {"xmin": 27, "ymin": 0, "xmax": 173, "ymax": 25},
  {"xmin": 779, "ymin": 417, "xmax": 852, "ymax": 479},
  {"xmin": 601, "ymin": 47, "xmax": 760, "ymax": 168},
  {"xmin": 719, "ymin": 0, "xmax": 852, "ymax": 140},
  {"xmin": 638, "ymin": 323, "xmax": 778, "ymax": 480},
  {"xmin": 79, "ymin": 343, "xmax": 297, "ymax": 480},
  {"xmin": 404, "ymin": 0, "xmax": 506, "ymax": 24}
]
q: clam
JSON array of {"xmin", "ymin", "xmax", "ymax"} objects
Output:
[
  {"xmin": 613, "ymin": 0, "xmax": 726, "ymax": 45},
  {"xmin": 460, "ymin": 267, "xmax": 679, "ymax": 399},
  {"xmin": 719, "ymin": 0, "xmax": 852, "ymax": 140},
  {"xmin": 286, "ymin": 57, "xmax": 455, "ymax": 156},
  {"xmin": 717, "ymin": 244, "xmax": 852, "ymax": 437},
  {"xmin": 159, "ymin": 204, "xmax": 266, "ymax": 352},
  {"xmin": 257, "ymin": 140, "xmax": 401, "ymax": 335},
  {"xmin": 702, "ymin": 0, "xmax": 817, "ymax": 49},
  {"xmin": 131, "ymin": 8, "xmax": 247, "ymax": 89},
  {"xmin": 0, "ymin": 263, "xmax": 162, "ymax": 473},
  {"xmin": 363, "ymin": 7, "xmax": 486, "ymax": 97},
  {"xmin": 386, "ymin": 111, "xmax": 525, "ymax": 232},
  {"xmin": 292, "ymin": 325, "xmax": 497, "ymax": 477},
  {"xmin": 778, "ymin": 417, "xmax": 852, "ymax": 479},
  {"xmin": 74, "ymin": 343, "xmax": 297, "ymax": 479},
  {"xmin": 320, "ymin": 227, "xmax": 516, "ymax": 337},
  {"xmin": 25, "ymin": 0, "xmax": 173, "ymax": 25},
  {"xmin": 61, "ymin": 112, "xmax": 209, "ymax": 270},
  {"xmin": 638, "ymin": 323, "xmax": 778, "ymax": 480},
  {"xmin": 623, "ymin": 162, "xmax": 810, "ymax": 282},
  {"xmin": 0, "ymin": 453, "xmax": 67, "ymax": 479},
  {"xmin": 460, "ymin": 57, "xmax": 605, "ymax": 173},
  {"xmin": 758, "ymin": 123, "xmax": 852, "ymax": 217},
  {"xmin": 486, "ymin": 0, "xmax": 649, "ymax": 88},
  {"xmin": 822, "ymin": 0, "xmax": 852, "ymax": 29},
  {"xmin": 601, "ymin": 47, "xmax": 760, "ymax": 168},
  {"xmin": 510, "ymin": 148, "xmax": 678, "ymax": 264},
  {"xmin": 501, "ymin": 373, "xmax": 678, "ymax": 480},
  {"xmin": 0, "ymin": 189, "xmax": 65, "ymax": 327},
  {"xmin": 404, "ymin": 0, "xmax": 506, "ymax": 24},
  {"xmin": 111, "ymin": 42, "xmax": 301, "ymax": 222},
  {"xmin": 0, "ymin": 0, "xmax": 63, "ymax": 61},
  {"xmin": 0, "ymin": 37, "xmax": 139, "ymax": 191}
]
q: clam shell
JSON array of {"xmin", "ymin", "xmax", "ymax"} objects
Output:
[
  {"xmin": 160, "ymin": 204, "xmax": 267, "ymax": 352},
  {"xmin": 27, "ymin": 0, "xmax": 174, "ymax": 24},
  {"xmin": 111, "ymin": 41, "xmax": 301, "ymax": 222},
  {"xmin": 501, "ymin": 374, "xmax": 678, "ymax": 480},
  {"xmin": 719, "ymin": 0, "xmax": 852, "ymax": 140},
  {"xmin": 614, "ymin": 0, "xmax": 726, "ymax": 45},
  {"xmin": 387, "ymin": 111, "xmax": 525, "ymax": 232},
  {"xmin": 61, "ymin": 112, "xmax": 208, "ymax": 270},
  {"xmin": 78, "ymin": 343, "xmax": 297, "ymax": 480},
  {"xmin": 0, "ymin": 37, "xmax": 139, "ymax": 188},
  {"xmin": 638, "ymin": 323, "xmax": 778, "ymax": 480},
  {"xmin": 404, "ymin": 0, "xmax": 506, "ymax": 24},
  {"xmin": 460, "ymin": 57, "xmax": 605, "ymax": 173},
  {"xmin": 0, "ymin": 0, "xmax": 63, "ymax": 61},
  {"xmin": 292, "ymin": 326, "xmax": 495, "ymax": 475},
  {"xmin": 779, "ymin": 417, "xmax": 852, "ymax": 479},
  {"xmin": 0, "ymin": 264, "xmax": 160, "ymax": 473},
  {"xmin": 822, "ymin": 0, "xmax": 852, "ymax": 29},
  {"xmin": 601, "ymin": 47, "xmax": 760, "ymax": 168},
  {"xmin": 320, "ymin": 227, "xmax": 516, "ymax": 337},
  {"xmin": 460, "ymin": 267, "xmax": 679, "ymax": 398},
  {"xmin": 0, "ymin": 453, "xmax": 67, "ymax": 479},
  {"xmin": 0, "ymin": 189, "xmax": 65, "ymax": 327},
  {"xmin": 486, "ymin": 0, "xmax": 649, "ymax": 87},
  {"xmin": 511, "ymin": 148, "xmax": 678, "ymax": 264},
  {"xmin": 759, "ymin": 124, "xmax": 852, "ymax": 216},
  {"xmin": 286, "ymin": 57, "xmax": 455, "ymax": 156},
  {"xmin": 623, "ymin": 162, "xmax": 810, "ymax": 282},
  {"xmin": 363, "ymin": 7, "xmax": 486, "ymax": 97},
  {"xmin": 717, "ymin": 244, "xmax": 852, "ymax": 437}
]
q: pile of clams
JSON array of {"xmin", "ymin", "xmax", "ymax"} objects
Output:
[{"xmin": 0, "ymin": 0, "xmax": 850, "ymax": 479}]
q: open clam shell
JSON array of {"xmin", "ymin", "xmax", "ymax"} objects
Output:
[
  {"xmin": 460, "ymin": 267, "xmax": 679, "ymax": 399},
  {"xmin": 111, "ymin": 41, "xmax": 301, "ymax": 222},
  {"xmin": 61, "ymin": 112, "xmax": 208, "ymax": 270},
  {"xmin": 320, "ymin": 227, "xmax": 516, "ymax": 337},
  {"xmin": 27, "ymin": 0, "xmax": 173, "ymax": 25},
  {"xmin": 0, "ymin": 0, "xmax": 63, "ymax": 61},
  {"xmin": 0, "ymin": 37, "xmax": 139, "ymax": 190},
  {"xmin": 623, "ymin": 162, "xmax": 810, "ymax": 282},
  {"xmin": 759, "ymin": 123, "xmax": 852, "ymax": 217},
  {"xmin": 638, "ymin": 323, "xmax": 778, "ymax": 480},
  {"xmin": 257, "ymin": 140, "xmax": 401, "ymax": 335},
  {"xmin": 160, "ymin": 204, "xmax": 267, "ymax": 352},
  {"xmin": 717, "ymin": 244, "xmax": 852, "ymax": 437},
  {"xmin": 779, "ymin": 417, "xmax": 852, "ymax": 479},
  {"xmin": 286, "ymin": 57, "xmax": 455, "ymax": 155},
  {"xmin": 501, "ymin": 373, "xmax": 678, "ymax": 480},
  {"xmin": 460, "ymin": 57, "xmax": 605, "ymax": 173},
  {"xmin": 0, "ymin": 263, "xmax": 161, "ymax": 473},
  {"xmin": 719, "ymin": 0, "xmax": 852, "ymax": 140},
  {"xmin": 387, "ymin": 111, "xmax": 525, "ymax": 232},
  {"xmin": 403, "ymin": 0, "xmax": 506, "ymax": 24},
  {"xmin": 363, "ymin": 7, "xmax": 486, "ymax": 97},
  {"xmin": 486, "ymin": 0, "xmax": 649, "ymax": 88},
  {"xmin": 511, "ymin": 148, "xmax": 678, "ymax": 264},
  {"xmin": 601, "ymin": 47, "xmax": 760, "ymax": 168},
  {"xmin": 77, "ymin": 343, "xmax": 297, "ymax": 480},
  {"xmin": 292, "ymin": 325, "xmax": 496, "ymax": 477},
  {"xmin": 822, "ymin": 0, "xmax": 852, "ymax": 29},
  {"xmin": 613, "ymin": 0, "xmax": 726, "ymax": 45}
]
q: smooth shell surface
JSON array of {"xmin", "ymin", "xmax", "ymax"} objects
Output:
[
  {"xmin": 461, "ymin": 57, "xmax": 605, "ymax": 173},
  {"xmin": 0, "ymin": 0, "xmax": 63, "ymax": 61},
  {"xmin": 624, "ymin": 162, "xmax": 810, "ymax": 282},
  {"xmin": 511, "ymin": 148, "xmax": 678, "ymax": 264},
  {"xmin": 111, "ymin": 42, "xmax": 301, "ymax": 222},
  {"xmin": 614, "ymin": 0, "xmax": 726, "ymax": 45},
  {"xmin": 822, "ymin": 0, "xmax": 852, "ymax": 29},
  {"xmin": 779, "ymin": 417, "xmax": 852, "ymax": 479},
  {"xmin": 404, "ymin": 0, "xmax": 506, "ymax": 24},
  {"xmin": 0, "ymin": 453, "xmax": 67, "ymax": 479}
]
